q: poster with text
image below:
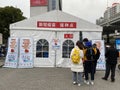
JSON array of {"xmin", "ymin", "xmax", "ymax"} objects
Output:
[
  {"xmin": 4, "ymin": 37, "xmax": 19, "ymax": 68},
  {"xmin": 18, "ymin": 37, "xmax": 34, "ymax": 68},
  {"xmin": 92, "ymin": 40, "xmax": 106, "ymax": 70},
  {"xmin": 51, "ymin": 38, "xmax": 60, "ymax": 50}
]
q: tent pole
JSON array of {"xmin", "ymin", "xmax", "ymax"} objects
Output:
[
  {"xmin": 54, "ymin": 31, "xmax": 57, "ymax": 67},
  {"xmin": 79, "ymin": 31, "xmax": 82, "ymax": 41}
]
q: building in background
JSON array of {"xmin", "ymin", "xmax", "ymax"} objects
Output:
[
  {"xmin": 96, "ymin": 2, "xmax": 120, "ymax": 43},
  {"xmin": 30, "ymin": 0, "xmax": 48, "ymax": 17},
  {"xmin": 48, "ymin": 0, "xmax": 62, "ymax": 11},
  {"xmin": 30, "ymin": 0, "xmax": 62, "ymax": 17},
  {"xmin": 96, "ymin": 2, "xmax": 120, "ymax": 26}
]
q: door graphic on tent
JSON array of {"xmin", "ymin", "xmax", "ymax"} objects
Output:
[
  {"xmin": 55, "ymin": 39, "xmax": 74, "ymax": 67},
  {"xmin": 54, "ymin": 31, "xmax": 80, "ymax": 67},
  {"xmin": 36, "ymin": 39, "xmax": 49, "ymax": 58}
]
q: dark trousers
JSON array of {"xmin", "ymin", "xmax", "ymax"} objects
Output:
[
  {"xmin": 104, "ymin": 62, "xmax": 116, "ymax": 80},
  {"xmin": 84, "ymin": 61, "xmax": 95, "ymax": 81},
  {"xmin": 94, "ymin": 61, "xmax": 97, "ymax": 74}
]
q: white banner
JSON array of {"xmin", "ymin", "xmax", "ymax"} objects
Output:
[
  {"xmin": 18, "ymin": 37, "xmax": 34, "ymax": 68},
  {"xmin": 4, "ymin": 37, "xmax": 19, "ymax": 68},
  {"xmin": 92, "ymin": 40, "xmax": 106, "ymax": 70}
]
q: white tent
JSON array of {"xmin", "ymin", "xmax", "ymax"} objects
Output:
[{"xmin": 10, "ymin": 10, "xmax": 102, "ymax": 67}]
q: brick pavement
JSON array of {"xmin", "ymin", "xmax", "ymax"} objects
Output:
[
  {"xmin": 0, "ymin": 57, "xmax": 120, "ymax": 90},
  {"xmin": 0, "ymin": 68, "xmax": 120, "ymax": 90}
]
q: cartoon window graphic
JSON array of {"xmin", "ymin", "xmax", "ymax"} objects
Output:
[
  {"xmin": 36, "ymin": 39, "xmax": 49, "ymax": 58},
  {"xmin": 62, "ymin": 40, "xmax": 74, "ymax": 58},
  {"xmin": 22, "ymin": 39, "xmax": 31, "ymax": 53},
  {"xmin": 10, "ymin": 39, "xmax": 16, "ymax": 53}
]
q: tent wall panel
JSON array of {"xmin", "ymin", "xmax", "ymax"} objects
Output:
[{"xmin": 82, "ymin": 31, "xmax": 102, "ymax": 40}]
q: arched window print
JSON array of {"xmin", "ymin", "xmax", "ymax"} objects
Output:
[
  {"xmin": 36, "ymin": 39, "xmax": 49, "ymax": 58},
  {"xmin": 62, "ymin": 40, "xmax": 74, "ymax": 58}
]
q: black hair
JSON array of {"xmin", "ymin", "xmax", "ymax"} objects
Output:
[
  {"xmin": 82, "ymin": 38, "xmax": 88, "ymax": 42},
  {"xmin": 93, "ymin": 43, "xmax": 96, "ymax": 46},
  {"xmin": 76, "ymin": 41, "xmax": 84, "ymax": 49}
]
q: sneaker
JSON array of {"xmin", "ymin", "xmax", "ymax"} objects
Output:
[
  {"xmin": 84, "ymin": 80, "xmax": 89, "ymax": 85},
  {"xmin": 102, "ymin": 77, "xmax": 107, "ymax": 81},
  {"xmin": 78, "ymin": 83, "xmax": 81, "ymax": 86},
  {"xmin": 84, "ymin": 80, "xmax": 87, "ymax": 83},
  {"xmin": 111, "ymin": 79, "xmax": 115, "ymax": 82},
  {"xmin": 91, "ymin": 81, "xmax": 94, "ymax": 85},
  {"xmin": 86, "ymin": 81, "xmax": 90, "ymax": 85},
  {"xmin": 73, "ymin": 81, "xmax": 77, "ymax": 85}
]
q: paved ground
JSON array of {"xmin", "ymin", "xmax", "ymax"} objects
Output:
[
  {"xmin": 0, "ymin": 57, "xmax": 4, "ymax": 67},
  {"xmin": 0, "ymin": 57, "xmax": 120, "ymax": 90}
]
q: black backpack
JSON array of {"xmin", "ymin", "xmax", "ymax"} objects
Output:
[{"xmin": 86, "ymin": 47, "xmax": 96, "ymax": 61}]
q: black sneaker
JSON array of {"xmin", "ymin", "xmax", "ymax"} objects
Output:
[
  {"xmin": 102, "ymin": 77, "xmax": 107, "ymax": 81},
  {"xmin": 111, "ymin": 79, "xmax": 115, "ymax": 82}
]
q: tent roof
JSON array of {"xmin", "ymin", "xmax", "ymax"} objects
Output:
[{"xmin": 10, "ymin": 10, "xmax": 102, "ymax": 32}]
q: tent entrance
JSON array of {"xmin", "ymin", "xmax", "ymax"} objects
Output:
[
  {"xmin": 34, "ymin": 31, "xmax": 79, "ymax": 67},
  {"xmin": 55, "ymin": 32, "xmax": 79, "ymax": 67}
]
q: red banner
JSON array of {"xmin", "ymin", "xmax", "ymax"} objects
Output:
[
  {"xmin": 37, "ymin": 21, "xmax": 77, "ymax": 28},
  {"xmin": 30, "ymin": 0, "xmax": 48, "ymax": 6},
  {"xmin": 64, "ymin": 34, "xmax": 73, "ymax": 39}
]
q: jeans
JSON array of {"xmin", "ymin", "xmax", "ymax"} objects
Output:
[{"xmin": 72, "ymin": 72, "xmax": 83, "ymax": 84}]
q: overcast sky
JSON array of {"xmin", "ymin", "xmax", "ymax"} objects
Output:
[{"xmin": 0, "ymin": 0, "xmax": 119, "ymax": 24}]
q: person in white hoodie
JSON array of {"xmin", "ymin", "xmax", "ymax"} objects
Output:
[{"xmin": 70, "ymin": 41, "xmax": 84, "ymax": 86}]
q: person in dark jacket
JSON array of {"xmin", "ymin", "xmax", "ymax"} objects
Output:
[
  {"xmin": 82, "ymin": 38, "xmax": 89, "ymax": 78},
  {"xmin": 84, "ymin": 41, "xmax": 96, "ymax": 85},
  {"xmin": 102, "ymin": 44, "xmax": 119, "ymax": 82},
  {"xmin": 92, "ymin": 43, "xmax": 100, "ymax": 74}
]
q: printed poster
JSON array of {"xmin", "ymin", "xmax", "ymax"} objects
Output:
[
  {"xmin": 51, "ymin": 38, "xmax": 60, "ymax": 50},
  {"xmin": 115, "ymin": 39, "xmax": 120, "ymax": 51},
  {"xmin": 92, "ymin": 40, "xmax": 106, "ymax": 70},
  {"xmin": 4, "ymin": 37, "xmax": 19, "ymax": 68},
  {"xmin": 18, "ymin": 37, "xmax": 34, "ymax": 68}
]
